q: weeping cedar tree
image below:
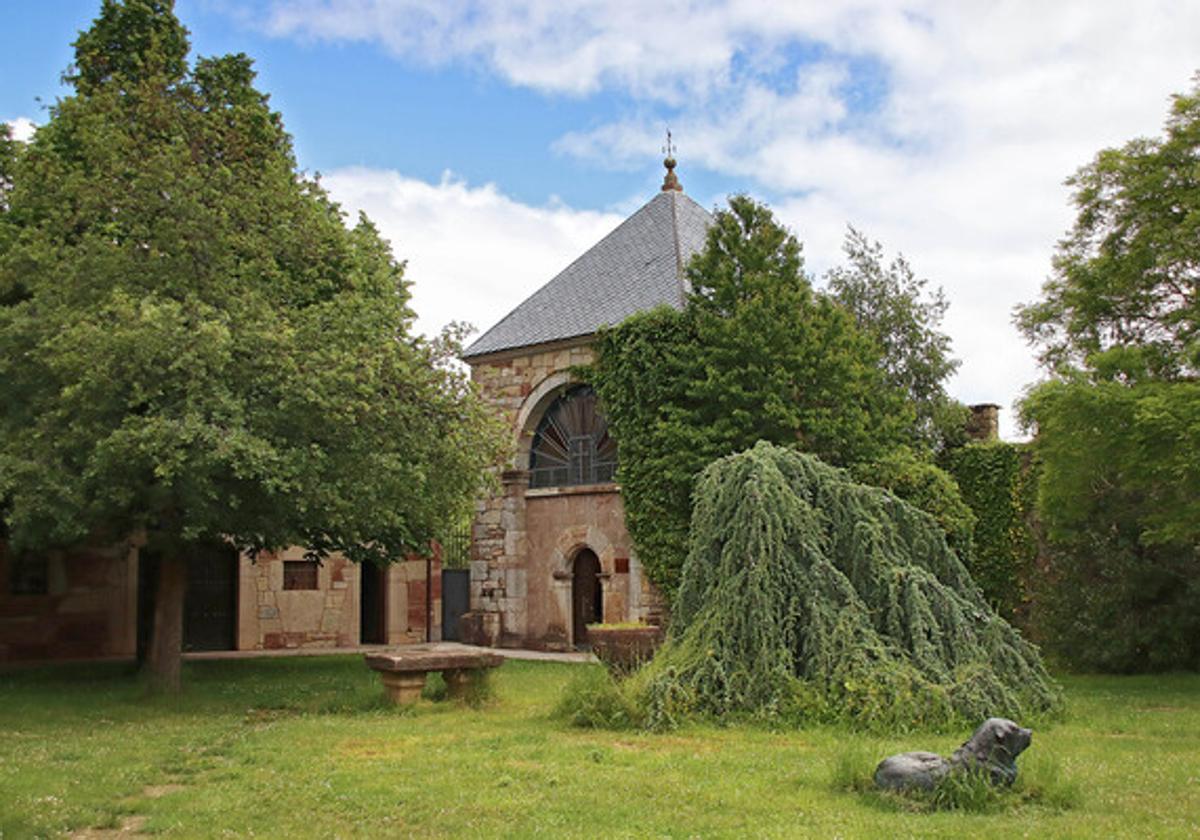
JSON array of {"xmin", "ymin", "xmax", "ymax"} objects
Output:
[
  {"xmin": 591, "ymin": 196, "xmax": 933, "ymax": 598},
  {"xmin": 1014, "ymin": 75, "xmax": 1200, "ymax": 672},
  {"xmin": 625, "ymin": 443, "xmax": 1061, "ymax": 731},
  {"xmin": 0, "ymin": 1, "xmax": 503, "ymax": 690}
]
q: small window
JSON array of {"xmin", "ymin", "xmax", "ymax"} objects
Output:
[
  {"xmin": 10, "ymin": 553, "xmax": 48, "ymax": 596},
  {"xmin": 283, "ymin": 560, "xmax": 319, "ymax": 590}
]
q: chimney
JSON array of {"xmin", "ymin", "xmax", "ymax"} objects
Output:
[{"xmin": 966, "ymin": 403, "xmax": 1000, "ymax": 442}]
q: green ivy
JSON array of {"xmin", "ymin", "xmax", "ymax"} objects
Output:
[{"xmin": 941, "ymin": 443, "xmax": 1036, "ymax": 621}]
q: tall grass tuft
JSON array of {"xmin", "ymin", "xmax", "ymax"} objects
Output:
[{"xmin": 553, "ymin": 667, "xmax": 642, "ymax": 729}]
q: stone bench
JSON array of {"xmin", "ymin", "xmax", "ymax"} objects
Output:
[{"xmin": 364, "ymin": 645, "xmax": 505, "ymax": 705}]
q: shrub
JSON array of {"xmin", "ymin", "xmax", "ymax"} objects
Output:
[{"xmin": 554, "ymin": 668, "xmax": 642, "ymax": 730}]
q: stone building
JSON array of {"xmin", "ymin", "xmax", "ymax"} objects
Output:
[
  {"xmin": 460, "ymin": 159, "xmax": 712, "ymax": 649},
  {"xmin": 0, "ymin": 540, "xmax": 440, "ymax": 662}
]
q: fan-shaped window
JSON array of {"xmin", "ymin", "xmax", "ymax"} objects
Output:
[{"xmin": 529, "ymin": 385, "xmax": 617, "ymax": 488}]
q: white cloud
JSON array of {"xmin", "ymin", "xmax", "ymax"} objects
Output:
[
  {"xmin": 258, "ymin": 0, "xmax": 1200, "ymax": 438},
  {"xmin": 321, "ymin": 168, "xmax": 621, "ymax": 343},
  {"xmin": 4, "ymin": 117, "xmax": 36, "ymax": 142}
]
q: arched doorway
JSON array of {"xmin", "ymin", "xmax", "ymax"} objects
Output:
[{"xmin": 572, "ymin": 548, "xmax": 602, "ymax": 648}]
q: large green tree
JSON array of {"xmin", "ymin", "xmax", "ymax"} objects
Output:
[
  {"xmin": 0, "ymin": 0, "xmax": 501, "ymax": 690},
  {"xmin": 1015, "ymin": 75, "xmax": 1200, "ymax": 671},
  {"xmin": 591, "ymin": 196, "xmax": 911, "ymax": 596},
  {"xmin": 1016, "ymin": 75, "xmax": 1200, "ymax": 380},
  {"xmin": 825, "ymin": 225, "xmax": 963, "ymax": 450},
  {"xmin": 1020, "ymin": 379, "xmax": 1200, "ymax": 670}
]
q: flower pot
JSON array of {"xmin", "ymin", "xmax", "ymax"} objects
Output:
[{"xmin": 586, "ymin": 624, "xmax": 663, "ymax": 674}]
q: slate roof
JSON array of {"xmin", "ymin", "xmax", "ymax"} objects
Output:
[{"xmin": 462, "ymin": 189, "xmax": 713, "ymax": 359}]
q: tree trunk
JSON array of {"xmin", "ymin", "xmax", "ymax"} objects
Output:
[{"xmin": 144, "ymin": 552, "xmax": 186, "ymax": 693}]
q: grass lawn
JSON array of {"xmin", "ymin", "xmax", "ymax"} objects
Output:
[{"xmin": 1, "ymin": 656, "xmax": 1198, "ymax": 838}]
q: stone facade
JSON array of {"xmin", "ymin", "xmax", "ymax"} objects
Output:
[
  {"xmin": 1, "ymin": 540, "xmax": 440, "ymax": 662},
  {"xmin": 0, "ymin": 542, "xmax": 138, "ymax": 661},
  {"xmin": 465, "ymin": 339, "xmax": 661, "ymax": 649},
  {"xmin": 236, "ymin": 548, "xmax": 440, "ymax": 651},
  {"xmin": 237, "ymin": 548, "xmax": 360, "ymax": 650}
]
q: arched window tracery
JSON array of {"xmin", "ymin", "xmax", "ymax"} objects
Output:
[{"xmin": 528, "ymin": 385, "xmax": 617, "ymax": 488}]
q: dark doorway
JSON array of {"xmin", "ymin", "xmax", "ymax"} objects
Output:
[
  {"xmin": 184, "ymin": 545, "xmax": 239, "ymax": 651},
  {"xmin": 360, "ymin": 562, "xmax": 387, "ymax": 644},
  {"xmin": 572, "ymin": 548, "xmax": 602, "ymax": 648},
  {"xmin": 137, "ymin": 544, "xmax": 239, "ymax": 657},
  {"xmin": 442, "ymin": 568, "xmax": 470, "ymax": 642}
]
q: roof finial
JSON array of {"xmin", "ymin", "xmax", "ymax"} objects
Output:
[{"xmin": 661, "ymin": 128, "xmax": 682, "ymax": 192}]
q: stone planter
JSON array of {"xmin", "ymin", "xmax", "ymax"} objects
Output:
[{"xmin": 587, "ymin": 625, "xmax": 663, "ymax": 674}]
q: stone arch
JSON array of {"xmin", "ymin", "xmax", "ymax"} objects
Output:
[
  {"xmin": 513, "ymin": 370, "xmax": 578, "ymax": 469},
  {"xmin": 548, "ymin": 525, "xmax": 622, "ymax": 646},
  {"xmin": 549, "ymin": 525, "xmax": 617, "ymax": 579}
]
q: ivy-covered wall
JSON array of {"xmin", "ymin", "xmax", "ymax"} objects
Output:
[{"xmin": 941, "ymin": 442, "xmax": 1037, "ymax": 621}]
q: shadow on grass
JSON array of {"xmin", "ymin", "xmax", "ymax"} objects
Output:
[{"xmin": 0, "ymin": 655, "xmax": 404, "ymax": 719}]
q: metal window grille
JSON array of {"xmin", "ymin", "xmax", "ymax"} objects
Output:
[
  {"xmin": 440, "ymin": 525, "xmax": 471, "ymax": 569},
  {"xmin": 529, "ymin": 385, "xmax": 618, "ymax": 488}
]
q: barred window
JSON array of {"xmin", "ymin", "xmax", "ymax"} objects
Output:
[{"xmin": 529, "ymin": 385, "xmax": 618, "ymax": 488}]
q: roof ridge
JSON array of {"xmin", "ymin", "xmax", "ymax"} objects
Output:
[{"xmin": 669, "ymin": 190, "xmax": 685, "ymax": 305}]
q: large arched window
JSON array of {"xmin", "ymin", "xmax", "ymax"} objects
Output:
[{"xmin": 529, "ymin": 385, "xmax": 617, "ymax": 488}]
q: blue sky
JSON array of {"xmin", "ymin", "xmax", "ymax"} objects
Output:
[
  {"xmin": 2, "ymin": 1, "xmax": 750, "ymax": 207},
  {"xmin": 4, "ymin": 1, "xmax": 1199, "ymax": 438}
]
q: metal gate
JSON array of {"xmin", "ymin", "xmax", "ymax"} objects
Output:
[
  {"xmin": 441, "ymin": 568, "xmax": 470, "ymax": 642},
  {"xmin": 182, "ymin": 545, "xmax": 238, "ymax": 651},
  {"xmin": 138, "ymin": 544, "xmax": 238, "ymax": 656}
]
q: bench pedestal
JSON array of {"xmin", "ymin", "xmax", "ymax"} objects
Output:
[{"xmin": 378, "ymin": 671, "xmax": 428, "ymax": 704}]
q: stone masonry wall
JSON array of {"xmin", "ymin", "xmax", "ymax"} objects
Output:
[
  {"xmin": 238, "ymin": 548, "xmax": 359, "ymax": 650},
  {"xmin": 387, "ymin": 553, "xmax": 443, "ymax": 645},
  {"xmin": 0, "ymin": 542, "xmax": 137, "ymax": 662},
  {"xmin": 467, "ymin": 340, "xmax": 663, "ymax": 648}
]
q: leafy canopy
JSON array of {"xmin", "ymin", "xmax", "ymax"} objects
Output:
[
  {"xmin": 1015, "ymin": 74, "xmax": 1200, "ymax": 671},
  {"xmin": 0, "ymin": 0, "xmax": 502, "ymax": 567},
  {"xmin": 590, "ymin": 196, "xmax": 912, "ymax": 596},
  {"xmin": 1016, "ymin": 74, "xmax": 1200, "ymax": 381}
]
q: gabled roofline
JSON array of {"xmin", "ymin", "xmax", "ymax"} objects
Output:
[{"xmin": 461, "ymin": 187, "xmax": 712, "ymax": 360}]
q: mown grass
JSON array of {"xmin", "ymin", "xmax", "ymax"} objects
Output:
[{"xmin": 1, "ymin": 657, "xmax": 1197, "ymax": 838}]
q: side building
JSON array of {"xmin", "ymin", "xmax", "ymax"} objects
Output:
[
  {"xmin": 460, "ymin": 159, "xmax": 712, "ymax": 650},
  {"xmin": 0, "ymin": 540, "xmax": 440, "ymax": 662}
]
